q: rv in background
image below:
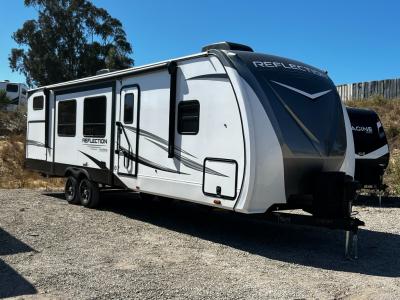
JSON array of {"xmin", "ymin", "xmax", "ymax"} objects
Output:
[
  {"xmin": 346, "ymin": 107, "xmax": 390, "ymax": 190},
  {"xmin": 0, "ymin": 80, "xmax": 28, "ymax": 110}
]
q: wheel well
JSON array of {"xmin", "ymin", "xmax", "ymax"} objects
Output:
[{"xmin": 64, "ymin": 168, "xmax": 90, "ymax": 181}]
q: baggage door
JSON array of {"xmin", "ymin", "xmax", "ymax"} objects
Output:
[{"xmin": 116, "ymin": 85, "xmax": 140, "ymax": 176}]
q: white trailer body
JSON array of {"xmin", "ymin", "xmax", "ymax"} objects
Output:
[
  {"xmin": 25, "ymin": 42, "xmax": 356, "ymax": 217},
  {"xmin": 0, "ymin": 81, "xmax": 28, "ymax": 110}
]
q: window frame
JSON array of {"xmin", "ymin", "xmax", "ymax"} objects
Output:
[
  {"xmin": 177, "ymin": 100, "xmax": 200, "ymax": 135},
  {"xmin": 57, "ymin": 99, "xmax": 77, "ymax": 137},
  {"xmin": 33, "ymin": 96, "xmax": 44, "ymax": 111},
  {"xmin": 123, "ymin": 93, "xmax": 134, "ymax": 124},
  {"xmin": 83, "ymin": 95, "xmax": 107, "ymax": 138}
]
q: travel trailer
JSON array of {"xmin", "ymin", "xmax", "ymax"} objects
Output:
[
  {"xmin": 347, "ymin": 107, "xmax": 390, "ymax": 189},
  {"xmin": 25, "ymin": 42, "xmax": 363, "ymax": 256},
  {"xmin": 0, "ymin": 81, "xmax": 28, "ymax": 110}
]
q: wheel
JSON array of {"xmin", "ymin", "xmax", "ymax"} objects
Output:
[
  {"xmin": 65, "ymin": 176, "xmax": 80, "ymax": 204},
  {"xmin": 79, "ymin": 178, "xmax": 100, "ymax": 208}
]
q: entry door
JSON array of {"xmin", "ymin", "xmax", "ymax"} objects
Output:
[
  {"xmin": 116, "ymin": 85, "xmax": 140, "ymax": 176},
  {"xmin": 26, "ymin": 91, "xmax": 47, "ymax": 161}
]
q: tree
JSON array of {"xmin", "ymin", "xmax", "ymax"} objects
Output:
[
  {"xmin": 9, "ymin": 0, "xmax": 133, "ymax": 87},
  {"xmin": 0, "ymin": 89, "xmax": 11, "ymax": 109}
]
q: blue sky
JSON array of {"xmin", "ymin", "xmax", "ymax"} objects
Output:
[{"xmin": 1, "ymin": 0, "xmax": 399, "ymax": 85}]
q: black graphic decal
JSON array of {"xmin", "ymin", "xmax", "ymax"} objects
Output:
[
  {"xmin": 187, "ymin": 74, "xmax": 229, "ymax": 81},
  {"xmin": 124, "ymin": 126, "xmax": 196, "ymax": 158},
  {"xmin": 119, "ymin": 146, "xmax": 186, "ymax": 175},
  {"xmin": 79, "ymin": 151, "xmax": 107, "ymax": 169},
  {"xmin": 146, "ymin": 139, "xmax": 228, "ymax": 177},
  {"xmin": 26, "ymin": 140, "xmax": 47, "ymax": 148}
]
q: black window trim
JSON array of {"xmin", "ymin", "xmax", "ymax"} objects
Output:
[
  {"xmin": 33, "ymin": 96, "xmax": 44, "ymax": 111},
  {"xmin": 123, "ymin": 92, "xmax": 134, "ymax": 124},
  {"xmin": 177, "ymin": 100, "xmax": 200, "ymax": 135},
  {"xmin": 83, "ymin": 95, "xmax": 107, "ymax": 138},
  {"xmin": 6, "ymin": 83, "xmax": 19, "ymax": 93},
  {"xmin": 57, "ymin": 99, "xmax": 77, "ymax": 137}
]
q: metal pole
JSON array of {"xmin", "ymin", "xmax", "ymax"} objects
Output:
[
  {"xmin": 378, "ymin": 192, "xmax": 382, "ymax": 207},
  {"xmin": 353, "ymin": 231, "xmax": 358, "ymax": 259},
  {"xmin": 345, "ymin": 231, "xmax": 350, "ymax": 258}
]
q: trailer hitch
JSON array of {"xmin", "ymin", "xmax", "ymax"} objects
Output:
[{"xmin": 264, "ymin": 212, "xmax": 365, "ymax": 259}]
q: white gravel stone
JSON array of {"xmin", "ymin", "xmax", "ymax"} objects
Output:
[{"xmin": 0, "ymin": 189, "xmax": 399, "ymax": 299}]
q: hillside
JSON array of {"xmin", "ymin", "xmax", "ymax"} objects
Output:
[
  {"xmin": 0, "ymin": 98, "xmax": 399, "ymax": 193},
  {"xmin": 0, "ymin": 109, "xmax": 63, "ymax": 189}
]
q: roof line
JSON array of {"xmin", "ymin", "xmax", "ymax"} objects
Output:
[{"xmin": 29, "ymin": 51, "xmax": 209, "ymax": 92}]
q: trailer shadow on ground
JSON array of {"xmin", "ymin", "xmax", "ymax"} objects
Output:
[
  {"xmin": 45, "ymin": 191, "xmax": 400, "ymax": 278},
  {"xmin": 355, "ymin": 194, "xmax": 400, "ymax": 208},
  {"xmin": 0, "ymin": 228, "xmax": 38, "ymax": 298}
]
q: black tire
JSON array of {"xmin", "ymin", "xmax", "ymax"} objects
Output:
[
  {"xmin": 79, "ymin": 178, "xmax": 100, "ymax": 208},
  {"xmin": 65, "ymin": 176, "xmax": 80, "ymax": 204}
]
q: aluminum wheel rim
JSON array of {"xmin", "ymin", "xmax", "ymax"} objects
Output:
[
  {"xmin": 80, "ymin": 182, "xmax": 90, "ymax": 203},
  {"xmin": 66, "ymin": 179, "xmax": 75, "ymax": 198}
]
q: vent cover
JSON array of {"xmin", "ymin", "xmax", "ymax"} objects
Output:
[{"xmin": 202, "ymin": 42, "xmax": 253, "ymax": 52}]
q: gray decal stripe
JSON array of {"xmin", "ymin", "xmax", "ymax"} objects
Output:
[
  {"xmin": 146, "ymin": 139, "xmax": 228, "ymax": 178},
  {"xmin": 267, "ymin": 81, "xmax": 320, "ymax": 145},
  {"xmin": 187, "ymin": 73, "xmax": 229, "ymax": 81},
  {"xmin": 124, "ymin": 125, "xmax": 196, "ymax": 158},
  {"xmin": 10, "ymin": 97, "xmax": 19, "ymax": 105},
  {"xmin": 26, "ymin": 140, "xmax": 47, "ymax": 148},
  {"xmin": 79, "ymin": 151, "xmax": 107, "ymax": 169},
  {"xmin": 271, "ymin": 80, "xmax": 332, "ymax": 100},
  {"xmin": 119, "ymin": 146, "xmax": 186, "ymax": 174}
]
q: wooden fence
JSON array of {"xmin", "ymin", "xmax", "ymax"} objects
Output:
[{"xmin": 336, "ymin": 78, "xmax": 400, "ymax": 102}]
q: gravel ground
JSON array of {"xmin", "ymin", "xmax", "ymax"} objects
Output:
[{"xmin": 1, "ymin": 189, "xmax": 400, "ymax": 299}]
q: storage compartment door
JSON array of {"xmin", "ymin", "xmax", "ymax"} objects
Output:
[{"xmin": 203, "ymin": 158, "xmax": 238, "ymax": 200}]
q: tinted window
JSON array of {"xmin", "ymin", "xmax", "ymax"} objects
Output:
[
  {"xmin": 84, "ymin": 96, "xmax": 107, "ymax": 137},
  {"xmin": 58, "ymin": 100, "xmax": 76, "ymax": 137},
  {"xmin": 6, "ymin": 84, "xmax": 18, "ymax": 93},
  {"xmin": 33, "ymin": 96, "xmax": 44, "ymax": 110},
  {"xmin": 178, "ymin": 100, "xmax": 200, "ymax": 135},
  {"xmin": 21, "ymin": 89, "xmax": 27, "ymax": 95},
  {"xmin": 124, "ymin": 93, "xmax": 134, "ymax": 124}
]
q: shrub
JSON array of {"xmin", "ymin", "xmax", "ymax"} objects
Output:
[{"xmin": 0, "ymin": 89, "xmax": 11, "ymax": 108}]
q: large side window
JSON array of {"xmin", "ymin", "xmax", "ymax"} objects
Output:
[
  {"xmin": 83, "ymin": 96, "xmax": 107, "ymax": 137},
  {"xmin": 33, "ymin": 96, "xmax": 44, "ymax": 110},
  {"xmin": 6, "ymin": 84, "xmax": 18, "ymax": 93},
  {"xmin": 124, "ymin": 93, "xmax": 134, "ymax": 124},
  {"xmin": 177, "ymin": 100, "xmax": 200, "ymax": 135},
  {"xmin": 58, "ymin": 100, "xmax": 76, "ymax": 137}
]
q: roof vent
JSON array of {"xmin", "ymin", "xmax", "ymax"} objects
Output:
[
  {"xmin": 96, "ymin": 68, "xmax": 111, "ymax": 75},
  {"xmin": 202, "ymin": 42, "xmax": 253, "ymax": 52}
]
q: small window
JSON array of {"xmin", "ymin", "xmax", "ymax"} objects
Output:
[
  {"xmin": 58, "ymin": 100, "xmax": 76, "ymax": 137},
  {"xmin": 124, "ymin": 93, "xmax": 134, "ymax": 124},
  {"xmin": 6, "ymin": 84, "xmax": 18, "ymax": 93},
  {"xmin": 21, "ymin": 89, "xmax": 27, "ymax": 96},
  {"xmin": 33, "ymin": 96, "xmax": 44, "ymax": 110},
  {"xmin": 178, "ymin": 100, "xmax": 200, "ymax": 135},
  {"xmin": 84, "ymin": 96, "xmax": 107, "ymax": 137}
]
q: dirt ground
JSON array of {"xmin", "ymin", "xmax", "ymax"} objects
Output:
[{"xmin": 1, "ymin": 189, "xmax": 400, "ymax": 299}]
